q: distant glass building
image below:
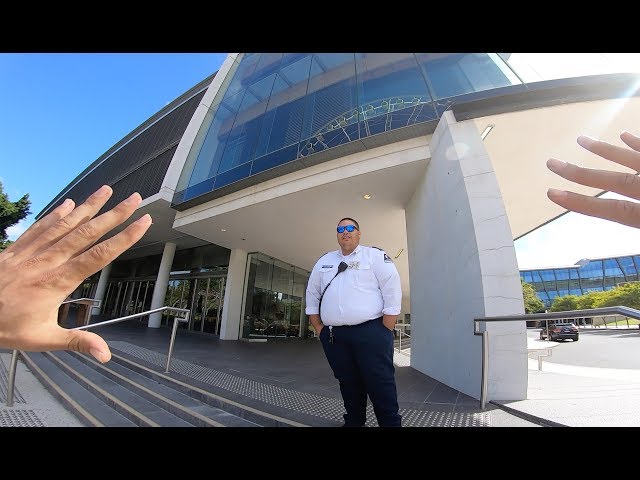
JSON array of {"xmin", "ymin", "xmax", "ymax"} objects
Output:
[{"xmin": 520, "ymin": 253, "xmax": 640, "ymax": 307}]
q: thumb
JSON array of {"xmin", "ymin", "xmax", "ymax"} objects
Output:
[{"xmin": 64, "ymin": 330, "xmax": 112, "ymax": 363}]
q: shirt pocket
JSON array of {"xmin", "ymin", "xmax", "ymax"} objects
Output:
[
  {"xmin": 355, "ymin": 262, "xmax": 374, "ymax": 288},
  {"xmin": 319, "ymin": 266, "xmax": 337, "ymax": 289}
]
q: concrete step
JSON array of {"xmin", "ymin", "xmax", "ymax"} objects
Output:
[
  {"xmin": 68, "ymin": 351, "xmax": 262, "ymax": 427},
  {"xmin": 104, "ymin": 348, "xmax": 307, "ymax": 427},
  {"xmin": 22, "ymin": 350, "xmax": 261, "ymax": 427},
  {"xmin": 22, "ymin": 352, "xmax": 136, "ymax": 427}
]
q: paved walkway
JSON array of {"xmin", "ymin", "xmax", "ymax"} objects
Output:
[
  {"xmin": 0, "ymin": 351, "xmax": 83, "ymax": 427},
  {"xmin": 2, "ymin": 324, "xmax": 640, "ymax": 427},
  {"xmin": 489, "ymin": 337, "xmax": 640, "ymax": 427}
]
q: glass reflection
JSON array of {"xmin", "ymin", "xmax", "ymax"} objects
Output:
[
  {"xmin": 242, "ymin": 253, "xmax": 309, "ymax": 339},
  {"xmin": 176, "ymin": 52, "xmax": 523, "ymax": 206}
]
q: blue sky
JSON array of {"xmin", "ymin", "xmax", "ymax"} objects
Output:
[{"xmin": 1, "ymin": 52, "xmax": 639, "ymax": 270}]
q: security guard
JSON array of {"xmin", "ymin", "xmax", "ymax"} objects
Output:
[{"xmin": 306, "ymin": 217, "xmax": 402, "ymax": 427}]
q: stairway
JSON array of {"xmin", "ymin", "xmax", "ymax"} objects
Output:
[{"xmin": 21, "ymin": 349, "xmax": 302, "ymax": 427}]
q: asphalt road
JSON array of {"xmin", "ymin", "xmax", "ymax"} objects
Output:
[{"xmin": 526, "ymin": 326, "xmax": 640, "ymax": 370}]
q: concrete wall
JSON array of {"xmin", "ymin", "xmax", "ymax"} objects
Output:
[
  {"xmin": 219, "ymin": 248, "xmax": 247, "ymax": 340},
  {"xmin": 406, "ymin": 111, "xmax": 527, "ymax": 401}
]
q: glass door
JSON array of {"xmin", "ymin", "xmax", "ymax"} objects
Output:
[{"xmin": 189, "ymin": 276, "xmax": 226, "ymax": 334}]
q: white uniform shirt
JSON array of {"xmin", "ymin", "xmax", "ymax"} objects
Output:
[{"xmin": 305, "ymin": 244, "xmax": 402, "ymax": 326}]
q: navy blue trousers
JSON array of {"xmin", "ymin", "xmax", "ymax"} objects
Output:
[{"xmin": 319, "ymin": 317, "xmax": 402, "ymax": 427}]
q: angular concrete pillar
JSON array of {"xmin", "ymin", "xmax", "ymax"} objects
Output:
[
  {"xmin": 91, "ymin": 263, "xmax": 112, "ymax": 315},
  {"xmin": 148, "ymin": 242, "xmax": 176, "ymax": 328},
  {"xmin": 219, "ymin": 248, "xmax": 247, "ymax": 340},
  {"xmin": 406, "ymin": 110, "xmax": 527, "ymax": 401}
]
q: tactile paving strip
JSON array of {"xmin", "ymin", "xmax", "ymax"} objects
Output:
[
  {"xmin": 110, "ymin": 341, "xmax": 491, "ymax": 427},
  {"xmin": 0, "ymin": 354, "xmax": 25, "ymax": 404},
  {"xmin": 0, "ymin": 409, "xmax": 44, "ymax": 427}
]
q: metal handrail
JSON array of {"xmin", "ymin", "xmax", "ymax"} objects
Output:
[
  {"xmin": 474, "ymin": 305, "xmax": 640, "ymax": 410},
  {"xmin": 6, "ymin": 304, "xmax": 190, "ymax": 407},
  {"xmin": 61, "ymin": 297, "xmax": 101, "ymax": 305},
  {"xmin": 394, "ymin": 325, "xmax": 411, "ymax": 354},
  {"xmin": 61, "ymin": 297, "xmax": 102, "ymax": 327}
]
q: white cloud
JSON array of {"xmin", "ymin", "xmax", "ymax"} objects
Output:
[{"xmin": 6, "ymin": 219, "xmax": 31, "ymax": 241}]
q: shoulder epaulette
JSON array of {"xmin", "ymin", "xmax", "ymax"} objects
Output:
[{"xmin": 372, "ymin": 246, "xmax": 393, "ymax": 263}]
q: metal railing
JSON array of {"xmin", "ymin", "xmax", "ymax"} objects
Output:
[
  {"xmin": 61, "ymin": 297, "xmax": 102, "ymax": 327},
  {"xmin": 394, "ymin": 323, "xmax": 411, "ymax": 355},
  {"xmin": 6, "ymin": 303, "xmax": 190, "ymax": 407},
  {"xmin": 474, "ymin": 305, "xmax": 640, "ymax": 410}
]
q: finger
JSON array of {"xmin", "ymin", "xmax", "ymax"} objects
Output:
[
  {"xmin": 16, "ymin": 324, "xmax": 111, "ymax": 363},
  {"xmin": 43, "ymin": 214, "xmax": 152, "ymax": 292},
  {"xmin": 31, "ymin": 192, "xmax": 143, "ymax": 270},
  {"xmin": 64, "ymin": 330, "xmax": 112, "ymax": 363},
  {"xmin": 0, "ymin": 199, "xmax": 75, "ymax": 259},
  {"xmin": 621, "ymin": 131, "xmax": 640, "ymax": 152},
  {"xmin": 577, "ymin": 135, "xmax": 640, "ymax": 172},
  {"xmin": 547, "ymin": 188, "xmax": 640, "ymax": 228},
  {"xmin": 13, "ymin": 185, "xmax": 114, "ymax": 262},
  {"xmin": 547, "ymin": 158, "xmax": 640, "ymax": 202}
]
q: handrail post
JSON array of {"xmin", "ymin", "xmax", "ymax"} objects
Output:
[
  {"xmin": 480, "ymin": 330, "xmax": 488, "ymax": 410},
  {"xmin": 6, "ymin": 350, "xmax": 19, "ymax": 407},
  {"xmin": 165, "ymin": 315, "xmax": 182, "ymax": 373},
  {"xmin": 475, "ymin": 305, "xmax": 640, "ymax": 410}
]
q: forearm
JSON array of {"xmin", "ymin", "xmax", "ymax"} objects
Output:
[
  {"xmin": 382, "ymin": 314, "xmax": 398, "ymax": 331},
  {"xmin": 308, "ymin": 314, "xmax": 323, "ymax": 334},
  {"xmin": 308, "ymin": 315, "xmax": 323, "ymax": 336}
]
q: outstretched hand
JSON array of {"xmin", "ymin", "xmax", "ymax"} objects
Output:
[
  {"xmin": 547, "ymin": 131, "xmax": 640, "ymax": 228},
  {"xmin": 0, "ymin": 185, "xmax": 152, "ymax": 362}
]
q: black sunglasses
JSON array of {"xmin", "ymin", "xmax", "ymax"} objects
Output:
[{"xmin": 337, "ymin": 225, "xmax": 358, "ymax": 233}]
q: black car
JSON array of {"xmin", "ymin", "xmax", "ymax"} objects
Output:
[{"xmin": 539, "ymin": 322, "xmax": 579, "ymax": 342}]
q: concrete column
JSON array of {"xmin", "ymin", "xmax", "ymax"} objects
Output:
[
  {"xmin": 406, "ymin": 110, "xmax": 527, "ymax": 402},
  {"xmin": 122, "ymin": 263, "xmax": 138, "ymax": 315},
  {"xmin": 219, "ymin": 249, "xmax": 248, "ymax": 340},
  {"xmin": 148, "ymin": 242, "xmax": 177, "ymax": 328},
  {"xmin": 91, "ymin": 263, "xmax": 112, "ymax": 315}
]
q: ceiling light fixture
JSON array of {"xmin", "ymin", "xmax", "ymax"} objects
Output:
[
  {"xmin": 363, "ymin": 194, "xmax": 372, "ymax": 200},
  {"xmin": 480, "ymin": 124, "xmax": 495, "ymax": 141},
  {"xmin": 221, "ymin": 228, "xmax": 227, "ymax": 232}
]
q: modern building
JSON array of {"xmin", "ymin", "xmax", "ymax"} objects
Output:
[
  {"xmin": 521, "ymin": 253, "xmax": 640, "ymax": 307},
  {"xmin": 38, "ymin": 53, "xmax": 640, "ymax": 403}
]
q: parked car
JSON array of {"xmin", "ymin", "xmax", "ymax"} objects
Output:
[{"xmin": 539, "ymin": 322, "xmax": 579, "ymax": 342}]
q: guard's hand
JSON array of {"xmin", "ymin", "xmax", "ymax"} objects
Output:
[
  {"xmin": 0, "ymin": 185, "xmax": 152, "ymax": 362},
  {"xmin": 547, "ymin": 131, "xmax": 640, "ymax": 228}
]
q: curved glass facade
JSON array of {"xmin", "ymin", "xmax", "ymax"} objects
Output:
[
  {"xmin": 174, "ymin": 53, "xmax": 521, "ymax": 205},
  {"xmin": 520, "ymin": 254, "xmax": 640, "ymax": 307}
]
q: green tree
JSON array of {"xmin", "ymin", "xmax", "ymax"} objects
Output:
[
  {"xmin": 0, "ymin": 181, "xmax": 31, "ymax": 251},
  {"xmin": 576, "ymin": 293, "xmax": 596, "ymax": 310},
  {"xmin": 593, "ymin": 282, "xmax": 640, "ymax": 310},
  {"xmin": 522, "ymin": 279, "xmax": 544, "ymax": 313},
  {"xmin": 550, "ymin": 294, "xmax": 579, "ymax": 312}
]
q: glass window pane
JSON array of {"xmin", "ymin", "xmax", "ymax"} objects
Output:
[
  {"xmin": 299, "ymin": 54, "xmax": 358, "ymax": 155},
  {"xmin": 216, "ymin": 73, "xmax": 278, "ymax": 174},
  {"xmin": 253, "ymin": 55, "xmax": 312, "ymax": 160},
  {"xmin": 188, "ymin": 92, "xmax": 245, "ymax": 187},
  {"xmin": 619, "ymin": 256, "xmax": 637, "ymax": 277},
  {"xmin": 223, "ymin": 53, "xmax": 260, "ymax": 100},
  {"xmin": 355, "ymin": 53, "xmax": 436, "ymax": 138},
  {"xmin": 416, "ymin": 53, "xmax": 519, "ymax": 101}
]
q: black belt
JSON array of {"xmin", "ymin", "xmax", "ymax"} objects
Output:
[{"xmin": 331, "ymin": 316, "xmax": 383, "ymax": 327}]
